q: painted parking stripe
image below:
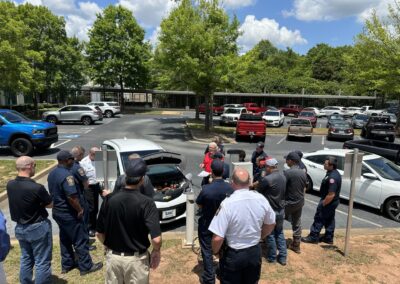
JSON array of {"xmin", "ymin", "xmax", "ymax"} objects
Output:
[
  {"xmin": 305, "ymin": 198, "xmax": 383, "ymax": 228},
  {"xmin": 51, "ymin": 139, "xmax": 71, "ymax": 149},
  {"xmin": 321, "ymin": 135, "xmax": 325, "ymax": 145},
  {"xmin": 277, "ymin": 136, "xmax": 286, "ymax": 145}
]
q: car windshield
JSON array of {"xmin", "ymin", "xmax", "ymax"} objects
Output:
[
  {"xmin": 354, "ymin": 114, "xmax": 368, "ymax": 121},
  {"xmin": 108, "ymin": 103, "xmax": 119, "ymax": 106},
  {"xmin": 264, "ymin": 111, "xmax": 279, "ymax": 116},
  {"xmin": 225, "ymin": 108, "xmax": 241, "ymax": 114},
  {"xmin": 365, "ymin": 158, "xmax": 400, "ymax": 181},
  {"xmin": 120, "ymin": 150, "xmax": 162, "ymax": 171},
  {"xmin": 291, "ymin": 119, "xmax": 311, "ymax": 126},
  {"xmin": 329, "ymin": 115, "xmax": 344, "ymax": 120},
  {"xmin": 299, "ymin": 112, "xmax": 314, "ymax": 117},
  {"xmin": 0, "ymin": 111, "xmax": 30, "ymax": 122},
  {"xmin": 332, "ymin": 122, "xmax": 350, "ymax": 127}
]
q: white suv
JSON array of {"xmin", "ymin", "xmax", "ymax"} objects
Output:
[
  {"xmin": 88, "ymin": 101, "xmax": 120, "ymax": 118},
  {"xmin": 102, "ymin": 138, "xmax": 193, "ymax": 224}
]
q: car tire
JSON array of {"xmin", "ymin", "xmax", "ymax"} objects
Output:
[
  {"xmin": 307, "ymin": 137, "xmax": 312, "ymax": 142},
  {"xmin": 105, "ymin": 110, "xmax": 113, "ymax": 118},
  {"xmin": 360, "ymin": 129, "xmax": 366, "ymax": 138},
  {"xmin": 306, "ymin": 175, "xmax": 314, "ymax": 193},
  {"xmin": 82, "ymin": 116, "xmax": 92, "ymax": 125},
  {"xmin": 286, "ymin": 135, "xmax": 291, "ymax": 141},
  {"xmin": 47, "ymin": 115, "xmax": 58, "ymax": 124},
  {"xmin": 235, "ymin": 134, "xmax": 241, "ymax": 142},
  {"xmin": 260, "ymin": 136, "xmax": 266, "ymax": 143},
  {"xmin": 385, "ymin": 197, "xmax": 400, "ymax": 222},
  {"xmin": 326, "ymin": 135, "xmax": 331, "ymax": 141},
  {"xmin": 10, "ymin": 138, "xmax": 33, "ymax": 157},
  {"xmin": 389, "ymin": 136, "xmax": 395, "ymax": 143}
]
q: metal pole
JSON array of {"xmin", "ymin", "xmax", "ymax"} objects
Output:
[
  {"xmin": 344, "ymin": 148, "xmax": 358, "ymax": 256},
  {"xmin": 185, "ymin": 191, "xmax": 195, "ymax": 246},
  {"xmin": 101, "ymin": 145, "xmax": 109, "ymax": 190}
]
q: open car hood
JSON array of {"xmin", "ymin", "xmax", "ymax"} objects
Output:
[{"xmin": 142, "ymin": 152, "xmax": 186, "ymax": 169}]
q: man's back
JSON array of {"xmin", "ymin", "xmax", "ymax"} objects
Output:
[
  {"xmin": 284, "ymin": 165, "xmax": 307, "ymax": 205},
  {"xmin": 259, "ymin": 171, "xmax": 286, "ymax": 211}
]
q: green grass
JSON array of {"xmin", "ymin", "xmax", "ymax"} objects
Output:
[{"xmin": 0, "ymin": 160, "xmax": 55, "ymax": 193}]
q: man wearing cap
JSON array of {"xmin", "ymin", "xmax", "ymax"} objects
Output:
[
  {"xmin": 209, "ymin": 167, "xmax": 276, "ymax": 283},
  {"xmin": 283, "ymin": 151, "xmax": 307, "ymax": 254},
  {"xmin": 97, "ymin": 159, "xmax": 162, "ymax": 283},
  {"xmin": 294, "ymin": 150, "xmax": 307, "ymax": 172},
  {"xmin": 7, "ymin": 156, "xmax": 53, "ymax": 283},
  {"xmin": 196, "ymin": 159, "xmax": 233, "ymax": 284},
  {"xmin": 48, "ymin": 150, "xmax": 102, "ymax": 276},
  {"xmin": 302, "ymin": 156, "xmax": 342, "ymax": 245},
  {"xmin": 251, "ymin": 142, "xmax": 266, "ymax": 176},
  {"xmin": 258, "ymin": 158, "xmax": 287, "ymax": 265}
]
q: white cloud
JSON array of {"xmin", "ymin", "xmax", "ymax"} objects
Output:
[
  {"xmin": 283, "ymin": 0, "xmax": 396, "ymax": 22},
  {"xmin": 237, "ymin": 15, "xmax": 307, "ymax": 52},
  {"xmin": 221, "ymin": 0, "xmax": 256, "ymax": 9},
  {"xmin": 148, "ymin": 26, "xmax": 161, "ymax": 47}
]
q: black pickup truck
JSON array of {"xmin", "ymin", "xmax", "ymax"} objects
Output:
[
  {"xmin": 343, "ymin": 139, "xmax": 400, "ymax": 165},
  {"xmin": 361, "ymin": 115, "xmax": 396, "ymax": 142}
]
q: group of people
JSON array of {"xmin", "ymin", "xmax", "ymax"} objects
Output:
[
  {"xmin": 3, "ymin": 146, "xmax": 162, "ymax": 284},
  {"xmin": 196, "ymin": 138, "xmax": 342, "ymax": 284}
]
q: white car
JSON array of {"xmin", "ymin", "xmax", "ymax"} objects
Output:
[
  {"xmin": 302, "ymin": 107, "xmax": 322, "ymax": 117},
  {"xmin": 223, "ymin": 104, "xmax": 243, "ymax": 110},
  {"xmin": 320, "ymin": 106, "xmax": 348, "ymax": 117},
  {"xmin": 346, "ymin": 107, "xmax": 363, "ymax": 117},
  {"xmin": 262, "ymin": 110, "xmax": 285, "ymax": 127},
  {"xmin": 302, "ymin": 149, "xmax": 400, "ymax": 222},
  {"xmin": 220, "ymin": 107, "xmax": 247, "ymax": 125},
  {"xmin": 88, "ymin": 101, "xmax": 121, "ymax": 118},
  {"xmin": 102, "ymin": 139, "xmax": 193, "ymax": 224}
]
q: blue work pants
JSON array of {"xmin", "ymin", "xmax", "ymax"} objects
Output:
[{"xmin": 266, "ymin": 209, "xmax": 287, "ymax": 263}]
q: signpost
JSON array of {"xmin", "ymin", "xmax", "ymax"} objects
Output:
[{"xmin": 95, "ymin": 148, "xmax": 118, "ymax": 190}]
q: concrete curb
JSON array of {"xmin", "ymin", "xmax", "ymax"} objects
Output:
[
  {"xmin": 0, "ymin": 160, "xmax": 57, "ymax": 203},
  {"xmin": 185, "ymin": 121, "xmax": 237, "ymax": 144}
]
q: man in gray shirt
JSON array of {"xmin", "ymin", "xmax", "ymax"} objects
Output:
[{"xmin": 283, "ymin": 151, "xmax": 307, "ymax": 254}]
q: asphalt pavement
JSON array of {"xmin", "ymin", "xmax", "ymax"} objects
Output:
[{"xmin": 1, "ymin": 111, "xmax": 399, "ymax": 238}]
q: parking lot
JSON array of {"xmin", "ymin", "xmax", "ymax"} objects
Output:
[{"xmin": 1, "ymin": 111, "xmax": 399, "ymax": 236}]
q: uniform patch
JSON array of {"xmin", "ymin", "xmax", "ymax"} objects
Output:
[
  {"xmin": 66, "ymin": 176, "xmax": 75, "ymax": 186},
  {"xmin": 78, "ymin": 168, "xmax": 85, "ymax": 176},
  {"xmin": 329, "ymin": 178, "xmax": 335, "ymax": 184}
]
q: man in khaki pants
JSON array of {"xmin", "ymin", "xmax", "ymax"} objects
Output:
[{"xmin": 96, "ymin": 159, "xmax": 162, "ymax": 283}]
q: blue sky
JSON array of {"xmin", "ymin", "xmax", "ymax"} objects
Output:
[{"xmin": 17, "ymin": 0, "xmax": 395, "ymax": 54}]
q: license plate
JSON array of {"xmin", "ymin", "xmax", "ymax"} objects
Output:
[
  {"xmin": 339, "ymin": 131, "xmax": 344, "ymax": 134},
  {"xmin": 249, "ymin": 131, "xmax": 255, "ymax": 135},
  {"xmin": 379, "ymin": 131, "xmax": 387, "ymax": 134},
  {"xmin": 162, "ymin": 209, "xmax": 176, "ymax": 219}
]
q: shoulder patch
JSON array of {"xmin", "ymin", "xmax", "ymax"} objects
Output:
[
  {"xmin": 78, "ymin": 168, "xmax": 85, "ymax": 176},
  {"xmin": 66, "ymin": 176, "xmax": 75, "ymax": 186},
  {"xmin": 329, "ymin": 178, "xmax": 335, "ymax": 184}
]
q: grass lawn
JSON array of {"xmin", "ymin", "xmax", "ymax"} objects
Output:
[{"xmin": 0, "ymin": 160, "xmax": 55, "ymax": 193}]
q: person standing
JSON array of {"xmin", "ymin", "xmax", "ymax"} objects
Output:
[
  {"xmin": 48, "ymin": 150, "xmax": 102, "ymax": 276},
  {"xmin": 196, "ymin": 159, "xmax": 233, "ymax": 284},
  {"xmin": 0, "ymin": 209, "xmax": 11, "ymax": 284},
  {"xmin": 7, "ymin": 156, "xmax": 53, "ymax": 283},
  {"xmin": 283, "ymin": 151, "xmax": 307, "ymax": 254},
  {"xmin": 258, "ymin": 158, "xmax": 287, "ymax": 265},
  {"xmin": 302, "ymin": 157, "xmax": 342, "ymax": 244},
  {"xmin": 251, "ymin": 142, "xmax": 266, "ymax": 176},
  {"xmin": 200, "ymin": 142, "xmax": 223, "ymax": 186},
  {"xmin": 96, "ymin": 159, "xmax": 162, "ymax": 284},
  {"xmin": 209, "ymin": 167, "xmax": 276, "ymax": 283},
  {"xmin": 80, "ymin": 146, "xmax": 102, "ymax": 236}
]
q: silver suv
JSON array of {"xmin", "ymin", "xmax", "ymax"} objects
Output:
[
  {"xmin": 87, "ymin": 101, "xmax": 120, "ymax": 118},
  {"xmin": 42, "ymin": 105, "xmax": 103, "ymax": 125}
]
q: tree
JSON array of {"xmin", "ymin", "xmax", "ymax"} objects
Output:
[
  {"xmin": 155, "ymin": 0, "xmax": 240, "ymax": 131},
  {"xmin": 86, "ymin": 5, "xmax": 150, "ymax": 110}
]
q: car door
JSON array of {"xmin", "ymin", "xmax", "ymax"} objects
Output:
[
  {"xmin": 303, "ymin": 155, "xmax": 328, "ymax": 191},
  {"xmin": 59, "ymin": 106, "xmax": 74, "ymax": 121},
  {"xmin": 354, "ymin": 165, "xmax": 382, "ymax": 208}
]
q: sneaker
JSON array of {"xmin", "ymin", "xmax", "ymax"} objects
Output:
[
  {"xmin": 61, "ymin": 264, "xmax": 78, "ymax": 274},
  {"xmin": 319, "ymin": 237, "xmax": 334, "ymax": 245},
  {"xmin": 301, "ymin": 236, "xmax": 318, "ymax": 244},
  {"xmin": 277, "ymin": 259, "xmax": 287, "ymax": 266},
  {"xmin": 80, "ymin": 262, "xmax": 103, "ymax": 276}
]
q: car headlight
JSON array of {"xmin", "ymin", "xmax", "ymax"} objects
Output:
[{"xmin": 32, "ymin": 129, "xmax": 45, "ymax": 134}]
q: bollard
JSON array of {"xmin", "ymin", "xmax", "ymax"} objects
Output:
[{"xmin": 185, "ymin": 191, "xmax": 195, "ymax": 246}]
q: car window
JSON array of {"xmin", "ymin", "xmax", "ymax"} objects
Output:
[
  {"xmin": 60, "ymin": 106, "xmax": 72, "ymax": 111},
  {"xmin": 75, "ymin": 106, "xmax": 91, "ymax": 111},
  {"xmin": 290, "ymin": 119, "xmax": 311, "ymax": 126},
  {"xmin": 0, "ymin": 111, "xmax": 30, "ymax": 122},
  {"xmin": 361, "ymin": 165, "xmax": 372, "ymax": 175},
  {"xmin": 364, "ymin": 158, "xmax": 400, "ymax": 181},
  {"xmin": 305, "ymin": 155, "xmax": 344, "ymax": 170},
  {"xmin": 108, "ymin": 103, "xmax": 119, "ymax": 106}
]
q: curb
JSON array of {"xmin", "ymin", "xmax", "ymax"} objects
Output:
[
  {"xmin": 185, "ymin": 121, "xmax": 237, "ymax": 145},
  {"xmin": 0, "ymin": 160, "xmax": 57, "ymax": 203}
]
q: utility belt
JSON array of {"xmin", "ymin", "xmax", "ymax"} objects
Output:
[
  {"xmin": 107, "ymin": 249, "xmax": 147, "ymax": 257},
  {"xmin": 226, "ymin": 243, "xmax": 260, "ymax": 253}
]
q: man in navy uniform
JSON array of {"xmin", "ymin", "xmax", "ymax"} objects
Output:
[
  {"xmin": 302, "ymin": 156, "xmax": 342, "ymax": 244},
  {"xmin": 48, "ymin": 150, "xmax": 102, "ymax": 276},
  {"xmin": 209, "ymin": 167, "xmax": 276, "ymax": 284},
  {"xmin": 251, "ymin": 142, "xmax": 266, "ymax": 176},
  {"xmin": 196, "ymin": 159, "xmax": 233, "ymax": 284}
]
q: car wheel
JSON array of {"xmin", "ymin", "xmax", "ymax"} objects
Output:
[
  {"xmin": 307, "ymin": 136, "xmax": 312, "ymax": 142},
  {"xmin": 306, "ymin": 175, "xmax": 314, "ymax": 193},
  {"xmin": 47, "ymin": 115, "xmax": 57, "ymax": 124},
  {"xmin": 389, "ymin": 136, "xmax": 395, "ymax": 143},
  {"xmin": 385, "ymin": 197, "xmax": 400, "ymax": 222},
  {"xmin": 260, "ymin": 136, "xmax": 266, "ymax": 143},
  {"xmin": 81, "ymin": 116, "xmax": 92, "ymax": 125},
  {"xmin": 235, "ymin": 135, "xmax": 241, "ymax": 142},
  {"xmin": 286, "ymin": 135, "xmax": 291, "ymax": 141},
  {"xmin": 105, "ymin": 110, "xmax": 113, "ymax": 118},
  {"xmin": 326, "ymin": 135, "xmax": 331, "ymax": 141},
  {"xmin": 10, "ymin": 138, "xmax": 33, "ymax": 157}
]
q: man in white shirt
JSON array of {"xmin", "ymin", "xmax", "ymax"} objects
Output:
[
  {"xmin": 209, "ymin": 167, "xmax": 276, "ymax": 284},
  {"xmin": 80, "ymin": 147, "xmax": 100, "ymax": 237}
]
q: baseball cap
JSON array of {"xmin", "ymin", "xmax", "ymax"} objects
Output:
[
  {"xmin": 125, "ymin": 159, "xmax": 147, "ymax": 177},
  {"xmin": 266, "ymin": 158, "xmax": 278, "ymax": 167},
  {"xmin": 57, "ymin": 150, "xmax": 74, "ymax": 161},
  {"xmin": 257, "ymin": 142, "xmax": 264, "ymax": 148},
  {"xmin": 212, "ymin": 152, "xmax": 224, "ymax": 159},
  {"xmin": 211, "ymin": 159, "xmax": 224, "ymax": 176},
  {"xmin": 295, "ymin": 150, "xmax": 303, "ymax": 159},
  {"xmin": 284, "ymin": 151, "xmax": 300, "ymax": 162}
]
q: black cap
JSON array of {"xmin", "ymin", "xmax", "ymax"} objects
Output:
[
  {"xmin": 212, "ymin": 152, "xmax": 224, "ymax": 159},
  {"xmin": 327, "ymin": 156, "xmax": 338, "ymax": 166},
  {"xmin": 211, "ymin": 159, "xmax": 224, "ymax": 176},
  {"xmin": 295, "ymin": 150, "xmax": 303, "ymax": 158},
  {"xmin": 125, "ymin": 159, "xmax": 147, "ymax": 178},
  {"xmin": 257, "ymin": 142, "xmax": 264, "ymax": 148},
  {"xmin": 284, "ymin": 151, "xmax": 300, "ymax": 162},
  {"xmin": 57, "ymin": 150, "xmax": 74, "ymax": 161}
]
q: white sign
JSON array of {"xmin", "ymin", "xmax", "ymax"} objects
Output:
[{"xmin": 343, "ymin": 152, "xmax": 363, "ymax": 180}]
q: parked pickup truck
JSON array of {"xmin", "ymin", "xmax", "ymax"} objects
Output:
[
  {"xmin": 0, "ymin": 109, "xmax": 58, "ymax": 156},
  {"xmin": 343, "ymin": 139, "xmax": 400, "ymax": 165},
  {"xmin": 242, "ymin": 103, "xmax": 267, "ymax": 114},
  {"xmin": 235, "ymin": 113, "xmax": 266, "ymax": 142},
  {"xmin": 279, "ymin": 104, "xmax": 303, "ymax": 116},
  {"xmin": 361, "ymin": 115, "xmax": 396, "ymax": 142},
  {"xmin": 198, "ymin": 103, "xmax": 224, "ymax": 115},
  {"xmin": 286, "ymin": 118, "xmax": 312, "ymax": 142}
]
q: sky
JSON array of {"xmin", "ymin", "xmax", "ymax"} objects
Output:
[{"xmin": 15, "ymin": 0, "xmax": 397, "ymax": 54}]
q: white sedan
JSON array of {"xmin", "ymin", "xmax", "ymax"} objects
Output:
[
  {"xmin": 262, "ymin": 110, "xmax": 285, "ymax": 127},
  {"xmin": 302, "ymin": 149, "xmax": 400, "ymax": 222}
]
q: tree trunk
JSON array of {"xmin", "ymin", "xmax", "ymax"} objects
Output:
[
  {"xmin": 33, "ymin": 93, "xmax": 39, "ymax": 119},
  {"xmin": 195, "ymin": 95, "xmax": 200, "ymax": 120},
  {"xmin": 396, "ymin": 96, "xmax": 400, "ymax": 136},
  {"xmin": 119, "ymin": 77, "xmax": 124, "ymax": 112},
  {"xmin": 204, "ymin": 95, "xmax": 210, "ymax": 132},
  {"xmin": 209, "ymin": 93, "xmax": 214, "ymax": 130}
]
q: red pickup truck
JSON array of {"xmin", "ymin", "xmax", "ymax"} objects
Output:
[
  {"xmin": 279, "ymin": 104, "xmax": 303, "ymax": 116},
  {"xmin": 198, "ymin": 103, "xmax": 224, "ymax": 115},
  {"xmin": 243, "ymin": 103, "xmax": 267, "ymax": 114},
  {"xmin": 235, "ymin": 113, "xmax": 266, "ymax": 142}
]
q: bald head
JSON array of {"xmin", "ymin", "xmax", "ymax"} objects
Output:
[
  {"xmin": 71, "ymin": 146, "xmax": 85, "ymax": 161},
  {"xmin": 128, "ymin": 153, "xmax": 141, "ymax": 161},
  {"xmin": 16, "ymin": 156, "xmax": 36, "ymax": 177},
  {"xmin": 231, "ymin": 167, "xmax": 250, "ymax": 189},
  {"xmin": 88, "ymin": 146, "xmax": 100, "ymax": 161}
]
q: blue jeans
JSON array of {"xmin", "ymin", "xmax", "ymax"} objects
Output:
[
  {"xmin": 15, "ymin": 219, "xmax": 52, "ymax": 284},
  {"xmin": 198, "ymin": 221, "xmax": 214, "ymax": 284},
  {"xmin": 266, "ymin": 209, "xmax": 287, "ymax": 263}
]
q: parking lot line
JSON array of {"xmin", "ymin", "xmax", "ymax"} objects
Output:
[
  {"xmin": 51, "ymin": 139, "xmax": 71, "ymax": 149},
  {"xmin": 321, "ymin": 135, "xmax": 325, "ymax": 145},
  {"xmin": 277, "ymin": 136, "xmax": 286, "ymax": 144},
  {"xmin": 305, "ymin": 198, "xmax": 383, "ymax": 228}
]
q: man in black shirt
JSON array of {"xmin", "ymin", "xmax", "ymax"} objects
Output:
[
  {"xmin": 7, "ymin": 156, "xmax": 53, "ymax": 284},
  {"xmin": 97, "ymin": 159, "xmax": 162, "ymax": 283}
]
